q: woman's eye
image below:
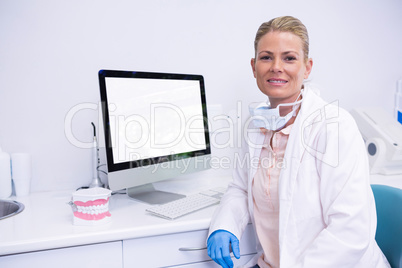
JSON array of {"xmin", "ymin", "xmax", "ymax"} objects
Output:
[
  {"xmin": 260, "ymin": 56, "xmax": 271, "ymax": 60},
  {"xmin": 285, "ymin": 56, "xmax": 296, "ymax": 61}
]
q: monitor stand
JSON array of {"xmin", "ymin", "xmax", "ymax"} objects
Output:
[{"xmin": 126, "ymin": 183, "xmax": 186, "ymax": 205}]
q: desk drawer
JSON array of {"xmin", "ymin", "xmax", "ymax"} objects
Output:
[
  {"xmin": 172, "ymin": 254, "xmax": 256, "ymax": 267},
  {"xmin": 123, "ymin": 224, "xmax": 257, "ymax": 267},
  {"xmin": 0, "ymin": 241, "xmax": 122, "ymax": 268}
]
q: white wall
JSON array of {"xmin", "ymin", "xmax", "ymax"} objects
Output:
[{"xmin": 1, "ymin": 0, "xmax": 401, "ymax": 192}]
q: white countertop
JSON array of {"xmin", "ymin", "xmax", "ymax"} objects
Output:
[
  {"xmin": 0, "ymin": 175, "xmax": 231, "ymax": 256},
  {"xmin": 0, "ymin": 173, "xmax": 401, "ymax": 257}
]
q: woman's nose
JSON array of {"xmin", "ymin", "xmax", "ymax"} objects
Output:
[{"xmin": 270, "ymin": 59, "xmax": 283, "ymax": 73}]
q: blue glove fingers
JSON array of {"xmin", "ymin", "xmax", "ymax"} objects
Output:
[
  {"xmin": 220, "ymin": 243, "xmax": 234, "ymax": 268},
  {"xmin": 207, "ymin": 240, "xmax": 222, "ymax": 267},
  {"xmin": 207, "ymin": 230, "xmax": 239, "ymax": 268},
  {"xmin": 230, "ymin": 236, "xmax": 240, "ymax": 259},
  {"xmin": 208, "ymin": 244, "xmax": 232, "ymax": 268}
]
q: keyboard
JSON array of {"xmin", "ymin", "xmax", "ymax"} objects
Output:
[{"xmin": 146, "ymin": 187, "xmax": 226, "ymax": 220}]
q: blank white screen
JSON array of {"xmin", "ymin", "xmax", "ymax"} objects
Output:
[{"xmin": 105, "ymin": 77, "xmax": 207, "ymax": 164}]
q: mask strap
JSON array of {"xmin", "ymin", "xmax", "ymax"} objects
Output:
[
  {"xmin": 277, "ymin": 89, "xmax": 304, "ymax": 109},
  {"xmin": 275, "ymin": 90, "xmax": 304, "ymax": 121}
]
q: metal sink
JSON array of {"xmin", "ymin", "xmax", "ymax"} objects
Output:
[{"xmin": 0, "ymin": 200, "xmax": 25, "ymax": 220}]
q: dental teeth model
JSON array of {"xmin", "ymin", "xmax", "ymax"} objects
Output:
[{"xmin": 70, "ymin": 187, "xmax": 112, "ymax": 226}]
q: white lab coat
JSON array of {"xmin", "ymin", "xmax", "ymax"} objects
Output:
[{"xmin": 208, "ymin": 86, "xmax": 390, "ymax": 267}]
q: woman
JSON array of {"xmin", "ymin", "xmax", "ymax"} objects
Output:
[{"xmin": 207, "ymin": 16, "xmax": 390, "ymax": 268}]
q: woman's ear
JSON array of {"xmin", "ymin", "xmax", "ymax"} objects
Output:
[
  {"xmin": 251, "ymin": 58, "xmax": 257, "ymax": 78},
  {"xmin": 304, "ymin": 58, "xmax": 313, "ymax": 79}
]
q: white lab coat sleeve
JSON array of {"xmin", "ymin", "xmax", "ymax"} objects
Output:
[
  {"xmin": 208, "ymin": 143, "xmax": 251, "ymax": 240},
  {"xmin": 296, "ymin": 108, "xmax": 377, "ymax": 267}
]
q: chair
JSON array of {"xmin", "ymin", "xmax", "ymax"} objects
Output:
[{"xmin": 371, "ymin": 184, "xmax": 402, "ymax": 268}]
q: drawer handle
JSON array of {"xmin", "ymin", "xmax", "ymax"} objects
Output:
[
  {"xmin": 179, "ymin": 245, "xmax": 235, "ymax": 252},
  {"xmin": 178, "ymin": 246, "xmax": 207, "ymax": 251}
]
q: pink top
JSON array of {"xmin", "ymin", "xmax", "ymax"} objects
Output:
[{"xmin": 252, "ymin": 124, "xmax": 293, "ymax": 268}]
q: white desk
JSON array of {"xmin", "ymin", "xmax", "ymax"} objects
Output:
[{"xmin": 0, "ymin": 175, "xmax": 257, "ymax": 267}]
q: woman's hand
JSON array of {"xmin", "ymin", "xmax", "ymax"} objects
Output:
[{"xmin": 207, "ymin": 230, "xmax": 240, "ymax": 268}]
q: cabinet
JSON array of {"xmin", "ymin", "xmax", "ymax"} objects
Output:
[
  {"xmin": 171, "ymin": 255, "xmax": 256, "ymax": 267},
  {"xmin": 123, "ymin": 224, "xmax": 257, "ymax": 267},
  {"xmin": 0, "ymin": 225, "xmax": 257, "ymax": 268},
  {"xmin": 0, "ymin": 241, "xmax": 122, "ymax": 268}
]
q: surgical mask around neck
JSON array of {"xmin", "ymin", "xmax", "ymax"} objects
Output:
[{"xmin": 249, "ymin": 90, "xmax": 303, "ymax": 131}]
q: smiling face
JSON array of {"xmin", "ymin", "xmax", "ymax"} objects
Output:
[{"xmin": 251, "ymin": 31, "xmax": 313, "ymax": 108}]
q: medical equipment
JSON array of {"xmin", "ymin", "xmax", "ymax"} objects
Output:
[
  {"xmin": 396, "ymin": 79, "xmax": 402, "ymax": 124},
  {"xmin": 89, "ymin": 122, "xmax": 104, "ymax": 188},
  {"xmin": 249, "ymin": 89, "xmax": 303, "ymax": 130},
  {"xmin": 145, "ymin": 187, "xmax": 225, "ymax": 220},
  {"xmin": 350, "ymin": 107, "xmax": 402, "ymax": 175},
  {"xmin": 69, "ymin": 187, "xmax": 112, "ymax": 225},
  {"xmin": 371, "ymin": 184, "xmax": 402, "ymax": 268}
]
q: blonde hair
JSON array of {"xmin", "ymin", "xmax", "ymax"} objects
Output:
[{"xmin": 254, "ymin": 16, "xmax": 310, "ymax": 61}]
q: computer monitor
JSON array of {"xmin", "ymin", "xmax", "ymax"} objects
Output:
[{"xmin": 98, "ymin": 70, "xmax": 211, "ymax": 204}]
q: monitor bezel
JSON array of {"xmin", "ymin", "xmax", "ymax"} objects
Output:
[{"xmin": 98, "ymin": 69, "xmax": 211, "ymax": 174}]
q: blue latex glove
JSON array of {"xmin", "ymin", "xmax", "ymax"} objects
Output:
[{"xmin": 207, "ymin": 230, "xmax": 240, "ymax": 268}]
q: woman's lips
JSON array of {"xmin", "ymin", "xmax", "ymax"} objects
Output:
[{"xmin": 267, "ymin": 78, "xmax": 288, "ymax": 85}]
